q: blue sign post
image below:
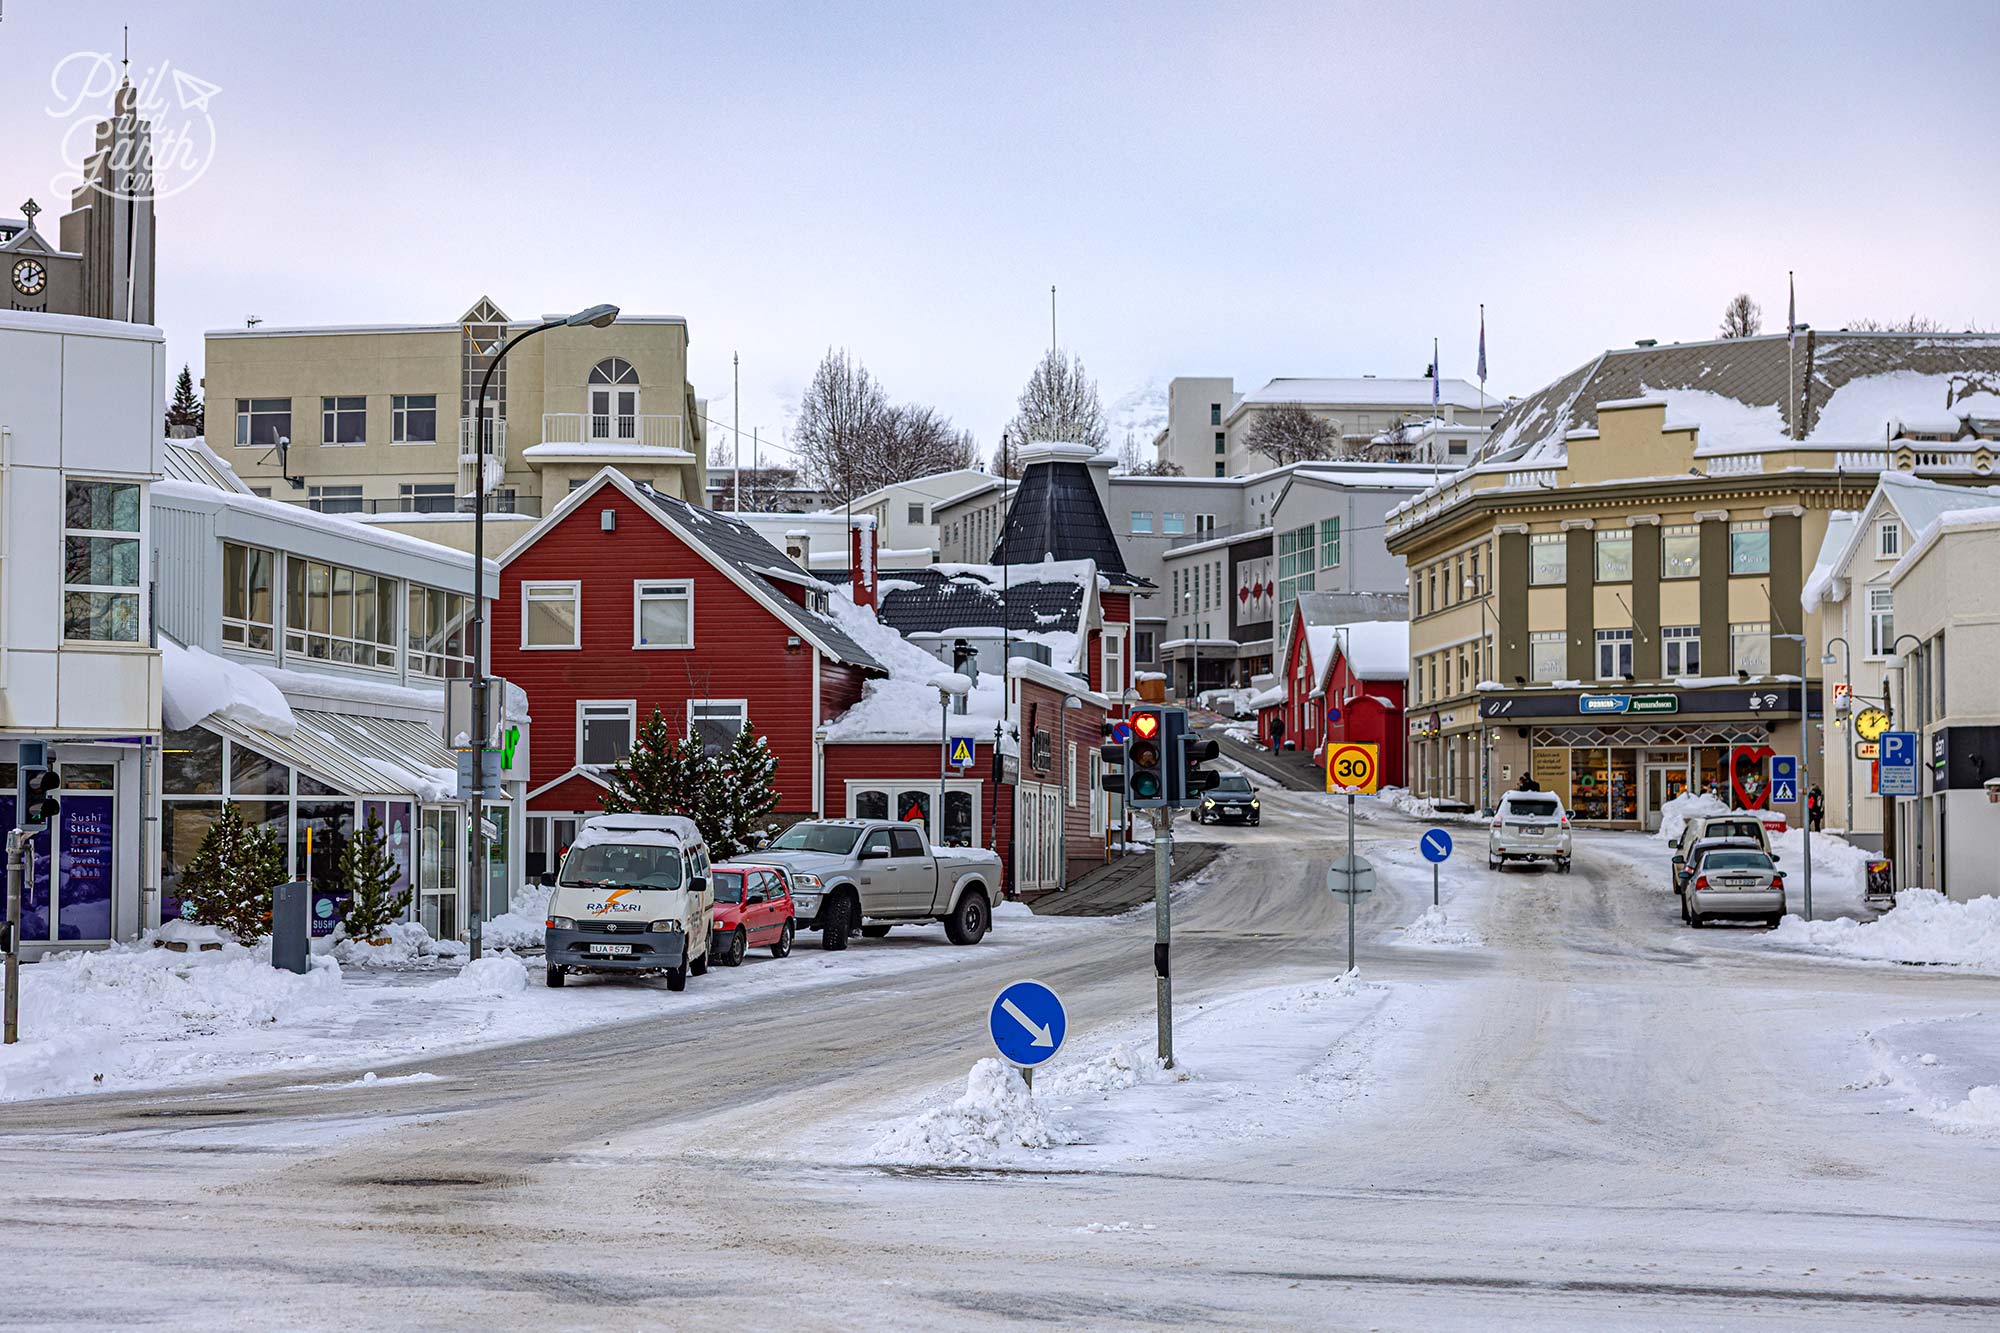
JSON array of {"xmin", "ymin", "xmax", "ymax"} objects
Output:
[
  {"xmin": 1420, "ymin": 827, "xmax": 1453, "ymax": 905},
  {"xmin": 1770, "ymin": 755, "xmax": 1799, "ymax": 805},
  {"xmin": 989, "ymin": 979, "xmax": 1067, "ymax": 1085},
  {"xmin": 1880, "ymin": 731, "xmax": 1919, "ymax": 797}
]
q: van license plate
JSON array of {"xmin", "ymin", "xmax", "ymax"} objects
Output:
[{"xmin": 589, "ymin": 943, "xmax": 634, "ymax": 956}]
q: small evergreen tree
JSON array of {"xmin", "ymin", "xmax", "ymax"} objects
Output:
[
  {"xmin": 600, "ymin": 709, "xmax": 705, "ymax": 818},
  {"xmin": 180, "ymin": 802, "xmax": 286, "ymax": 940},
  {"xmin": 711, "ymin": 724, "xmax": 780, "ymax": 859},
  {"xmin": 598, "ymin": 711, "xmax": 781, "ymax": 859},
  {"xmin": 165, "ymin": 364, "xmax": 204, "ymax": 435},
  {"xmin": 338, "ymin": 817, "xmax": 410, "ymax": 941}
]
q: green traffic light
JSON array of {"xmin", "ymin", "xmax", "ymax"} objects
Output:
[{"xmin": 1131, "ymin": 773, "xmax": 1161, "ymax": 799}]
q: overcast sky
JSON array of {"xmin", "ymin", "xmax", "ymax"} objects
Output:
[{"xmin": 5, "ymin": 0, "xmax": 1996, "ymax": 465}]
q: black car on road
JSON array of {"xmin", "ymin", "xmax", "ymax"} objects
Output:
[{"xmin": 1196, "ymin": 773, "xmax": 1261, "ymax": 825}]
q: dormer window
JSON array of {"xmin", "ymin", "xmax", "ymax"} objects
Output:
[
  {"xmin": 588, "ymin": 358, "xmax": 640, "ymax": 441},
  {"xmin": 1878, "ymin": 519, "xmax": 1901, "ymax": 559}
]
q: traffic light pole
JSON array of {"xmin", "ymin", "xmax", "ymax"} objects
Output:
[
  {"xmin": 5, "ymin": 828, "xmax": 27, "ymax": 1045},
  {"xmin": 1153, "ymin": 804, "xmax": 1174, "ymax": 1070}
]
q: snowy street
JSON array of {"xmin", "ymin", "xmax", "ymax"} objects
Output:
[{"xmin": 3, "ymin": 783, "xmax": 1998, "ymax": 1328}]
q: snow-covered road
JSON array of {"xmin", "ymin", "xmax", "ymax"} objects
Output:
[{"xmin": 3, "ymin": 785, "xmax": 1998, "ymax": 1329}]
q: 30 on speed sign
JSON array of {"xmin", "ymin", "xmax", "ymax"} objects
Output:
[{"xmin": 1325, "ymin": 742, "xmax": 1380, "ymax": 794}]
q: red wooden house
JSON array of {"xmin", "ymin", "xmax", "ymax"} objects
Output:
[{"xmin": 1270, "ymin": 601, "xmax": 1408, "ymax": 788}]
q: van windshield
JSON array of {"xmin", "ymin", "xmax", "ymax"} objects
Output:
[
  {"xmin": 770, "ymin": 823, "xmax": 863, "ymax": 855},
  {"xmin": 1707, "ymin": 821, "xmax": 1762, "ymax": 840},
  {"xmin": 558, "ymin": 844, "xmax": 684, "ymax": 890}
]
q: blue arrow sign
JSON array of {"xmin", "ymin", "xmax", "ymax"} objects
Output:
[
  {"xmin": 989, "ymin": 979, "xmax": 1067, "ymax": 1068},
  {"xmin": 1420, "ymin": 828, "xmax": 1453, "ymax": 863},
  {"xmin": 945, "ymin": 736, "xmax": 976, "ymax": 769}
]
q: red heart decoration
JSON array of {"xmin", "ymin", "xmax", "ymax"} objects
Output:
[{"xmin": 1731, "ymin": 745, "xmax": 1775, "ymax": 809}]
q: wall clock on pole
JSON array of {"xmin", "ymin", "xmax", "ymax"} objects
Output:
[{"xmin": 11, "ymin": 258, "xmax": 48, "ymax": 296}]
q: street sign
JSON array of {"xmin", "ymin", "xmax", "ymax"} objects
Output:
[
  {"xmin": 1420, "ymin": 828, "xmax": 1453, "ymax": 863},
  {"xmin": 1854, "ymin": 741, "xmax": 1879, "ymax": 760},
  {"xmin": 1326, "ymin": 743, "xmax": 1380, "ymax": 794},
  {"xmin": 1771, "ymin": 755, "xmax": 1798, "ymax": 804},
  {"xmin": 1832, "ymin": 682, "xmax": 1851, "ymax": 714},
  {"xmin": 989, "ymin": 979, "xmax": 1067, "ymax": 1068},
  {"xmin": 1326, "ymin": 854, "xmax": 1376, "ymax": 896},
  {"xmin": 945, "ymin": 736, "xmax": 976, "ymax": 769},
  {"xmin": 1880, "ymin": 730, "xmax": 1918, "ymax": 797},
  {"xmin": 1110, "ymin": 721, "xmax": 1133, "ymax": 745},
  {"xmin": 1854, "ymin": 706, "xmax": 1891, "ymax": 742},
  {"xmin": 1326, "ymin": 706, "xmax": 1342, "ymax": 725}
]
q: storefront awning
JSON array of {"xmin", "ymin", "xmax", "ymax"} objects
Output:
[{"xmin": 201, "ymin": 708, "xmax": 458, "ymax": 804}]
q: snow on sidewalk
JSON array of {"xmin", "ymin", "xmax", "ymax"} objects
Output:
[
  {"xmin": 856, "ymin": 971, "xmax": 1429, "ymax": 1169},
  {"xmin": 0, "ymin": 912, "xmax": 1098, "ymax": 1103},
  {"xmin": 1771, "ymin": 890, "xmax": 2000, "ymax": 972},
  {"xmin": 1851, "ymin": 1010, "xmax": 2000, "ymax": 1138},
  {"xmin": 1394, "ymin": 905, "xmax": 1483, "ymax": 948}
]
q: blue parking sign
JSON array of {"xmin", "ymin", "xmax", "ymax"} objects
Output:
[{"xmin": 1880, "ymin": 731, "xmax": 1918, "ymax": 797}]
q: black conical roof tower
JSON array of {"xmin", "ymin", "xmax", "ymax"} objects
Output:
[{"xmin": 988, "ymin": 443, "xmax": 1144, "ymax": 585}]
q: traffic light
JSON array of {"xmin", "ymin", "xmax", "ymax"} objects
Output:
[
  {"xmin": 17, "ymin": 743, "xmax": 60, "ymax": 830},
  {"xmin": 1098, "ymin": 720, "xmax": 1128, "ymax": 797},
  {"xmin": 1125, "ymin": 707, "xmax": 1168, "ymax": 808},
  {"xmin": 1176, "ymin": 729, "xmax": 1221, "ymax": 805}
]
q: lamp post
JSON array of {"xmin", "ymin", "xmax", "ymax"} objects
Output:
[
  {"xmin": 1823, "ymin": 637, "xmax": 1852, "ymax": 835},
  {"xmin": 1465, "ymin": 569, "xmax": 1494, "ymax": 813},
  {"xmin": 1885, "ymin": 632, "xmax": 1924, "ymax": 891},
  {"xmin": 466, "ymin": 303, "xmax": 617, "ymax": 960},
  {"xmin": 1776, "ymin": 631, "xmax": 1815, "ymax": 919}
]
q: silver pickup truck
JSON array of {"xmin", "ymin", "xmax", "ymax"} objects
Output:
[{"xmin": 755, "ymin": 819, "xmax": 1001, "ymax": 950}]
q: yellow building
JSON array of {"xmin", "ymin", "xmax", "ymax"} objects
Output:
[
  {"xmin": 202, "ymin": 298, "xmax": 706, "ymax": 552},
  {"xmin": 1385, "ymin": 331, "xmax": 2000, "ymax": 829}
]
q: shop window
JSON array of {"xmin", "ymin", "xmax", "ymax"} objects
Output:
[
  {"xmin": 1529, "ymin": 533, "xmax": 1565, "ymax": 585},
  {"xmin": 162, "ymin": 726, "xmax": 223, "ymax": 795},
  {"xmin": 854, "ymin": 790, "xmax": 889, "ymax": 820},
  {"xmin": 229, "ymin": 742, "xmax": 292, "ymax": 797},
  {"xmin": 1729, "ymin": 520, "xmax": 1770, "ymax": 575},
  {"xmin": 1661, "ymin": 524, "xmax": 1700, "ymax": 578}
]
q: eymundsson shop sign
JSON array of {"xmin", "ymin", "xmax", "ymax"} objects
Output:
[{"xmin": 1480, "ymin": 686, "xmax": 1808, "ymax": 720}]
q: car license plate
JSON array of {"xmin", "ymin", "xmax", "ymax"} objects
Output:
[{"xmin": 589, "ymin": 943, "xmax": 634, "ymax": 956}]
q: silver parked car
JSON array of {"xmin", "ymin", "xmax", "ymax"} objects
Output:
[
  {"xmin": 1487, "ymin": 791, "xmax": 1572, "ymax": 872},
  {"xmin": 1682, "ymin": 844, "xmax": 1787, "ymax": 928}
]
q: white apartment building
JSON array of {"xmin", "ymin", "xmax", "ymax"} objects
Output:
[
  {"xmin": 1154, "ymin": 374, "xmax": 1503, "ymax": 477},
  {"xmin": 0, "ymin": 311, "xmax": 166, "ymax": 955}
]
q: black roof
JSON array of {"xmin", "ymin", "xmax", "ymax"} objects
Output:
[
  {"xmin": 824, "ymin": 566, "xmax": 1087, "ymax": 637},
  {"xmin": 990, "ymin": 457, "xmax": 1146, "ymax": 586},
  {"xmin": 631, "ymin": 483, "xmax": 883, "ymax": 671}
]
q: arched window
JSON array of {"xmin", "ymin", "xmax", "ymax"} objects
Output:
[{"xmin": 587, "ymin": 358, "xmax": 639, "ymax": 440}]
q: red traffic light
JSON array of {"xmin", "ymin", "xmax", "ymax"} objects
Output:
[{"xmin": 1131, "ymin": 711, "xmax": 1161, "ymax": 740}]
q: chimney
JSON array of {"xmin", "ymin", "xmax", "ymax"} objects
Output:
[
  {"xmin": 784, "ymin": 528, "xmax": 811, "ymax": 569},
  {"xmin": 849, "ymin": 516, "xmax": 878, "ymax": 610}
]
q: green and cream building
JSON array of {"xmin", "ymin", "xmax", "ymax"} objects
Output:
[{"xmin": 1386, "ymin": 331, "xmax": 2000, "ymax": 829}]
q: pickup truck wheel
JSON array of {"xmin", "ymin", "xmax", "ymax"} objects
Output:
[
  {"xmin": 666, "ymin": 966, "xmax": 687, "ymax": 992},
  {"xmin": 861, "ymin": 924, "xmax": 892, "ymax": 939},
  {"xmin": 771, "ymin": 921, "xmax": 794, "ymax": 958},
  {"xmin": 821, "ymin": 894, "xmax": 853, "ymax": 951},
  {"xmin": 944, "ymin": 890, "xmax": 989, "ymax": 945},
  {"xmin": 545, "ymin": 964, "xmax": 565, "ymax": 988},
  {"xmin": 721, "ymin": 929, "xmax": 747, "ymax": 967}
]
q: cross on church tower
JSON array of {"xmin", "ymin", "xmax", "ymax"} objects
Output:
[{"xmin": 19, "ymin": 199, "xmax": 39, "ymax": 226}]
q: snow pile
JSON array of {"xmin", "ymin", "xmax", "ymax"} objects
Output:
[
  {"xmin": 1397, "ymin": 905, "xmax": 1483, "ymax": 948},
  {"xmin": 1769, "ymin": 890, "xmax": 2000, "ymax": 971},
  {"xmin": 869, "ymin": 1058, "xmax": 1056, "ymax": 1164},
  {"xmin": 1767, "ymin": 827, "xmax": 1874, "ymax": 915},
  {"xmin": 0, "ymin": 940, "xmax": 345, "ymax": 1100},
  {"xmin": 1934, "ymin": 1085, "xmax": 2000, "ymax": 1133},
  {"xmin": 1034, "ymin": 1043, "xmax": 1179, "ymax": 1098},
  {"xmin": 483, "ymin": 881, "xmax": 553, "ymax": 951},
  {"xmin": 1649, "ymin": 386, "xmax": 1788, "ymax": 453},
  {"xmin": 1373, "ymin": 787, "xmax": 1483, "ymax": 824},
  {"xmin": 1655, "ymin": 791, "xmax": 1731, "ymax": 843},
  {"xmin": 153, "ymin": 919, "xmax": 230, "ymax": 949},
  {"xmin": 334, "ymin": 920, "xmax": 444, "ymax": 967},
  {"xmin": 426, "ymin": 955, "xmax": 530, "ymax": 998},
  {"xmin": 160, "ymin": 637, "xmax": 297, "ymax": 736}
]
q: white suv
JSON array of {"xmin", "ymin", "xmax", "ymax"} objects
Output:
[{"xmin": 1487, "ymin": 791, "xmax": 1573, "ymax": 872}]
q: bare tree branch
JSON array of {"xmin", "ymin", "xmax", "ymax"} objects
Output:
[
  {"xmin": 1004, "ymin": 349, "xmax": 1108, "ymax": 465},
  {"xmin": 1242, "ymin": 404, "xmax": 1338, "ymax": 466},
  {"xmin": 1719, "ymin": 292, "xmax": 1762, "ymax": 339}
]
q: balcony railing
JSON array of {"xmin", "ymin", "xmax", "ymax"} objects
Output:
[
  {"xmin": 457, "ymin": 416, "xmax": 508, "ymax": 463},
  {"xmin": 358, "ymin": 494, "xmax": 543, "ymax": 518},
  {"xmin": 539, "ymin": 413, "xmax": 684, "ymax": 451}
]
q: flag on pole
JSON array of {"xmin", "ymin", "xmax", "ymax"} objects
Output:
[
  {"xmin": 1432, "ymin": 338, "xmax": 1440, "ymax": 414},
  {"xmin": 1788, "ymin": 272, "xmax": 1796, "ymax": 348},
  {"xmin": 1477, "ymin": 306, "xmax": 1488, "ymax": 384}
]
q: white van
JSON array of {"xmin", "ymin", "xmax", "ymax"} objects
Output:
[{"xmin": 544, "ymin": 814, "xmax": 714, "ymax": 991}]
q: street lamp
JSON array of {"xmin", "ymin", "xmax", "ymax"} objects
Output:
[
  {"xmin": 1884, "ymin": 632, "xmax": 1925, "ymax": 891},
  {"xmin": 1775, "ymin": 631, "xmax": 1816, "ymax": 919},
  {"xmin": 466, "ymin": 303, "xmax": 618, "ymax": 959},
  {"xmin": 1465, "ymin": 569, "xmax": 1494, "ymax": 813},
  {"xmin": 1824, "ymin": 637, "xmax": 1853, "ymax": 836}
]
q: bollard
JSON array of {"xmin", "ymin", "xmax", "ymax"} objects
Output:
[{"xmin": 271, "ymin": 879, "xmax": 310, "ymax": 975}]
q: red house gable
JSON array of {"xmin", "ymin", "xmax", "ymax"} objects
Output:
[
  {"xmin": 1271, "ymin": 605, "xmax": 1408, "ymax": 787},
  {"xmin": 494, "ymin": 470, "xmax": 879, "ymax": 822}
]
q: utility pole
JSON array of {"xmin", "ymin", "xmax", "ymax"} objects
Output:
[
  {"xmin": 1050, "ymin": 285, "xmax": 1057, "ymax": 355},
  {"xmin": 1154, "ymin": 804, "xmax": 1174, "ymax": 1069},
  {"xmin": 4, "ymin": 829, "xmax": 28, "ymax": 1045},
  {"xmin": 732, "ymin": 350, "xmax": 740, "ymax": 512}
]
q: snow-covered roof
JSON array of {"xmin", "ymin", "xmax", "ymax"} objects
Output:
[
  {"xmin": 1887, "ymin": 498, "xmax": 2000, "ymax": 588},
  {"xmin": 1236, "ymin": 377, "xmax": 1495, "ymax": 413},
  {"xmin": 1304, "ymin": 621, "xmax": 1409, "ymax": 683},
  {"xmin": 1800, "ymin": 510, "xmax": 1859, "ymax": 613},
  {"xmin": 821, "ymin": 589, "xmax": 1013, "ymax": 746},
  {"xmin": 162, "ymin": 437, "xmax": 252, "ymax": 494},
  {"xmin": 519, "ymin": 442, "xmax": 695, "ymax": 461},
  {"xmin": 1803, "ymin": 472, "xmax": 2000, "ymax": 610}
]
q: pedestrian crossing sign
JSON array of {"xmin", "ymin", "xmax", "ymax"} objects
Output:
[{"xmin": 946, "ymin": 737, "xmax": 976, "ymax": 769}]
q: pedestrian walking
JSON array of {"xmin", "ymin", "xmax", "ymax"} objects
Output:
[
  {"xmin": 1807, "ymin": 783, "xmax": 1825, "ymax": 832},
  {"xmin": 1269, "ymin": 716, "xmax": 1286, "ymax": 754}
]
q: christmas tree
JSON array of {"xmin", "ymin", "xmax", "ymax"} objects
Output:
[
  {"xmin": 165, "ymin": 364, "xmax": 204, "ymax": 435},
  {"xmin": 179, "ymin": 802, "xmax": 286, "ymax": 940},
  {"xmin": 712, "ymin": 723, "xmax": 780, "ymax": 859},
  {"xmin": 598, "ymin": 710, "xmax": 779, "ymax": 860},
  {"xmin": 338, "ymin": 817, "xmax": 409, "ymax": 941},
  {"xmin": 600, "ymin": 709, "xmax": 703, "ymax": 817}
]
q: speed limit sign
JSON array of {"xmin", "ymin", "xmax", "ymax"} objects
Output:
[{"xmin": 1325, "ymin": 742, "xmax": 1380, "ymax": 795}]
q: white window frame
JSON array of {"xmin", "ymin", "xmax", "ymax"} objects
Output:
[
  {"xmin": 220, "ymin": 540, "xmax": 276, "ymax": 654},
  {"xmin": 1731, "ymin": 622, "xmax": 1771, "ymax": 676},
  {"xmin": 1162, "ymin": 512, "xmax": 1187, "ymax": 535},
  {"xmin": 319, "ymin": 395, "xmax": 367, "ymax": 447},
  {"xmin": 688, "ymin": 698, "xmax": 749, "ymax": 756},
  {"xmin": 1100, "ymin": 625, "xmax": 1127, "ymax": 698},
  {"xmin": 391, "ymin": 393, "xmax": 439, "ymax": 444},
  {"xmin": 844, "ymin": 779, "xmax": 982, "ymax": 848},
  {"xmin": 1529, "ymin": 533, "xmax": 1566, "ymax": 586},
  {"xmin": 587, "ymin": 358, "xmax": 641, "ymax": 441},
  {"xmin": 1067, "ymin": 741, "xmax": 1079, "ymax": 806},
  {"xmin": 521, "ymin": 580, "xmax": 582, "ymax": 651},
  {"xmin": 632, "ymin": 578, "xmax": 695, "ymax": 650},
  {"xmin": 907, "ymin": 502, "xmax": 926, "ymax": 525},
  {"xmin": 234, "ymin": 397, "xmax": 290, "ymax": 448},
  {"xmin": 61, "ymin": 478, "xmax": 148, "ymax": 645},
  {"xmin": 577, "ymin": 699, "xmax": 636, "ymax": 767},
  {"xmin": 1866, "ymin": 586, "xmax": 1894, "ymax": 659},
  {"xmin": 1089, "ymin": 751, "xmax": 1106, "ymax": 836},
  {"xmin": 1662, "ymin": 625, "xmax": 1700, "ymax": 677},
  {"xmin": 1661, "ymin": 524, "xmax": 1701, "ymax": 579},
  {"xmin": 1130, "ymin": 510, "xmax": 1153, "ymax": 534},
  {"xmin": 1595, "ymin": 628, "xmax": 1634, "ymax": 681},
  {"xmin": 1878, "ymin": 519, "xmax": 1901, "ymax": 559}
]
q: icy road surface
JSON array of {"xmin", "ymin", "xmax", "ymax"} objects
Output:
[{"xmin": 3, "ymin": 784, "xmax": 1998, "ymax": 1329}]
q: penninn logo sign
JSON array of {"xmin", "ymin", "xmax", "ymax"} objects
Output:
[{"xmin": 1480, "ymin": 686, "xmax": 1808, "ymax": 721}]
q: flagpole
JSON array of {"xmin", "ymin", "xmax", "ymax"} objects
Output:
[
  {"xmin": 1787, "ymin": 271, "xmax": 1797, "ymax": 441},
  {"xmin": 1478, "ymin": 304, "xmax": 1487, "ymax": 419}
]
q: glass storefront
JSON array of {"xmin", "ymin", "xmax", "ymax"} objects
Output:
[
  {"xmin": 0, "ymin": 759, "xmax": 114, "ymax": 944},
  {"xmin": 1528, "ymin": 729, "xmax": 1777, "ymax": 827}
]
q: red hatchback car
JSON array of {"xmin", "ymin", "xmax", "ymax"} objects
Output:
[{"xmin": 709, "ymin": 863, "xmax": 797, "ymax": 966}]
